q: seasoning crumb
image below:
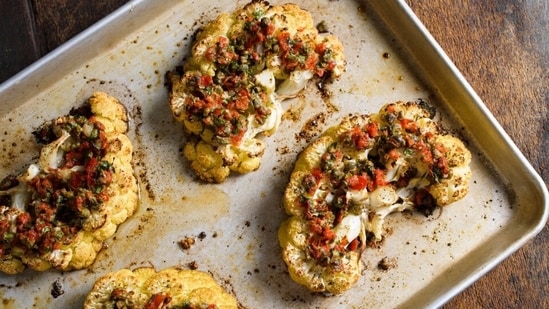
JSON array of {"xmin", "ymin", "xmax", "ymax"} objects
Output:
[
  {"xmin": 316, "ymin": 20, "xmax": 329, "ymax": 33},
  {"xmin": 51, "ymin": 279, "xmax": 64, "ymax": 298},
  {"xmin": 198, "ymin": 231, "xmax": 207, "ymax": 240},
  {"xmin": 277, "ymin": 146, "xmax": 290, "ymax": 155},
  {"xmin": 179, "ymin": 236, "xmax": 195, "ymax": 250},
  {"xmin": 188, "ymin": 261, "xmax": 198, "ymax": 270},
  {"xmin": 377, "ymin": 256, "xmax": 397, "ymax": 271}
]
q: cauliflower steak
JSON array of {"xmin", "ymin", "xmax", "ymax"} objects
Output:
[
  {"xmin": 168, "ymin": 1, "xmax": 346, "ymax": 183},
  {"xmin": 279, "ymin": 100, "xmax": 472, "ymax": 294},
  {"xmin": 0, "ymin": 92, "xmax": 138, "ymax": 274},
  {"xmin": 84, "ymin": 267, "xmax": 238, "ymax": 309}
]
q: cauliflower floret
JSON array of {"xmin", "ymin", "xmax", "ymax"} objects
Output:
[
  {"xmin": 427, "ymin": 135, "xmax": 472, "ymax": 205},
  {"xmin": 0, "ymin": 92, "xmax": 138, "ymax": 274},
  {"xmin": 183, "ymin": 137, "xmax": 265, "ymax": 183},
  {"xmin": 370, "ymin": 100, "xmax": 472, "ymax": 212},
  {"xmin": 280, "ymin": 122, "xmax": 370, "ymax": 294},
  {"xmin": 279, "ymin": 100, "xmax": 472, "ymax": 293},
  {"xmin": 168, "ymin": 1, "xmax": 346, "ymax": 182},
  {"xmin": 84, "ymin": 267, "xmax": 238, "ymax": 309},
  {"xmin": 278, "ymin": 216, "xmax": 363, "ymax": 294}
]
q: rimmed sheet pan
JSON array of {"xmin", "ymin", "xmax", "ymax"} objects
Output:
[{"xmin": 0, "ymin": 0, "xmax": 546, "ymax": 308}]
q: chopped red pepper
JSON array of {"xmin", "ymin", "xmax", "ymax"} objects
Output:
[
  {"xmin": 400, "ymin": 118, "xmax": 418, "ymax": 132},
  {"xmin": 16, "ymin": 212, "xmax": 31, "ymax": 228},
  {"xmin": 349, "ymin": 125, "xmax": 370, "ymax": 150},
  {"xmin": 366, "ymin": 122, "xmax": 379, "ymax": 138},
  {"xmin": 348, "ymin": 238, "xmax": 360, "ymax": 251},
  {"xmin": 198, "ymin": 75, "xmax": 213, "ymax": 87},
  {"xmin": 374, "ymin": 169, "xmax": 387, "ymax": 186},
  {"xmin": 322, "ymin": 226, "xmax": 335, "ymax": 241},
  {"xmin": 387, "ymin": 148, "xmax": 400, "ymax": 161},
  {"xmin": 347, "ymin": 174, "xmax": 368, "ymax": 191},
  {"xmin": 277, "ymin": 32, "xmax": 291, "ymax": 52},
  {"xmin": 143, "ymin": 293, "xmax": 171, "ymax": 309},
  {"xmin": 311, "ymin": 167, "xmax": 323, "ymax": 180}
]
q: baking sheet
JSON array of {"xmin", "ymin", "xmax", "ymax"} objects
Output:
[{"xmin": 0, "ymin": 0, "xmax": 547, "ymax": 308}]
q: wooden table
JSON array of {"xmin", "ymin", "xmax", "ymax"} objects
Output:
[{"xmin": 0, "ymin": 0, "xmax": 547, "ymax": 307}]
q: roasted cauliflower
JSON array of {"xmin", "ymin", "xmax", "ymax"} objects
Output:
[
  {"xmin": 168, "ymin": 0, "xmax": 346, "ymax": 183},
  {"xmin": 0, "ymin": 92, "xmax": 138, "ymax": 274},
  {"xmin": 84, "ymin": 267, "xmax": 238, "ymax": 309},
  {"xmin": 279, "ymin": 100, "xmax": 472, "ymax": 294}
]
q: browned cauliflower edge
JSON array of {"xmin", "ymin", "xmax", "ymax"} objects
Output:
[
  {"xmin": 83, "ymin": 267, "xmax": 238, "ymax": 309},
  {"xmin": 168, "ymin": 1, "xmax": 346, "ymax": 183},
  {"xmin": 0, "ymin": 92, "xmax": 138, "ymax": 274},
  {"xmin": 279, "ymin": 100, "xmax": 472, "ymax": 294}
]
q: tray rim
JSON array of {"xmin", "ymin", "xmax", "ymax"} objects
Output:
[
  {"xmin": 370, "ymin": 1, "xmax": 549, "ymax": 306},
  {"xmin": 0, "ymin": 0, "xmax": 546, "ymax": 307}
]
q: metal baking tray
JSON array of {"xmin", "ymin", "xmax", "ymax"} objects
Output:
[{"xmin": 0, "ymin": 0, "xmax": 547, "ymax": 308}]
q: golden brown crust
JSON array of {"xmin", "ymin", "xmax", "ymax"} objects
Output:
[
  {"xmin": 84, "ymin": 267, "xmax": 238, "ymax": 309},
  {"xmin": 0, "ymin": 92, "xmax": 138, "ymax": 274},
  {"xmin": 168, "ymin": 1, "xmax": 346, "ymax": 183},
  {"xmin": 279, "ymin": 100, "xmax": 472, "ymax": 294}
]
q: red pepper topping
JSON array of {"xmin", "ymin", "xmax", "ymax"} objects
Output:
[
  {"xmin": 0, "ymin": 110, "xmax": 115, "ymax": 257},
  {"xmin": 373, "ymin": 169, "xmax": 387, "ymax": 188},
  {"xmin": 346, "ymin": 125, "xmax": 370, "ymax": 150},
  {"xmin": 347, "ymin": 174, "xmax": 368, "ymax": 191},
  {"xmin": 366, "ymin": 122, "xmax": 379, "ymax": 138},
  {"xmin": 348, "ymin": 238, "xmax": 360, "ymax": 251},
  {"xmin": 184, "ymin": 13, "xmax": 341, "ymax": 147},
  {"xmin": 144, "ymin": 293, "xmax": 172, "ymax": 309},
  {"xmin": 399, "ymin": 118, "xmax": 418, "ymax": 133}
]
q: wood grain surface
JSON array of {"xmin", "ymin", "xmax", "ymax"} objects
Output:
[
  {"xmin": 0, "ymin": 0, "xmax": 547, "ymax": 307},
  {"xmin": 405, "ymin": 1, "xmax": 549, "ymax": 308}
]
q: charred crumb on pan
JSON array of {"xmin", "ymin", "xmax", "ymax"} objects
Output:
[
  {"xmin": 316, "ymin": 76, "xmax": 337, "ymax": 102},
  {"xmin": 377, "ymin": 257, "xmax": 397, "ymax": 271},
  {"xmin": 276, "ymin": 146, "xmax": 290, "ymax": 155},
  {"xmin": 323, "ymin": 96, "xmax": 339, "ymax": 115},
  {"xmin": 187, "ymin": 260, "xmax": 198, "ymax": 270},
  {"xmin": 131, "ymin": 104, "xmax": 156, "ymax": 201},
  {"xmin": 296, "ymin": 113, "xmax": 327, "ymax": 143},
  {"xmin": 246, "ymin": 268, "xmax": 260, "ymax": 276},
  {"xmin": 316, "ymin": 20, "xmax": 329, "ymax": 33},
  {"xmin": 282, "ymin": 102, "xmax": 307, "ymax": 122},
  {"xmin": 179, "ymin": 236, "xmax": 196, "ymax": 250},
  {"xmin": 51, "ymin": 279, "xmax": 64, "ymax": 298}
]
